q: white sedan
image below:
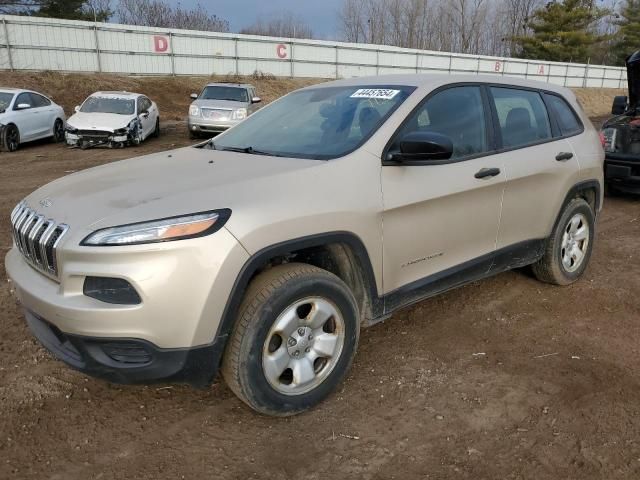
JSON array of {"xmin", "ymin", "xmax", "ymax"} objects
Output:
[
  {"xmin": 0, "ymin": 88, "xmax": 66, "ymax": 152},
  {"xmin": 65, "ymin": 91, "xmax": 160, "ymax": 149}
]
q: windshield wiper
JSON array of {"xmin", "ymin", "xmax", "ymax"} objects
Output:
[{"xmin": 214, "ymin": 145, "xmax": 282, "ymax": 157}]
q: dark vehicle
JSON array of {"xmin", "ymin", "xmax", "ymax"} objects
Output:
[{"xmin": 602, "ymin": 51, "xmax": 640, "ymax": 193}]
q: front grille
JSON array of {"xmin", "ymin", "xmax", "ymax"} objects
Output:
[
  {"xmin": 10, "ymin": 201, "xmax": 69, "ymax": 281},
  {"xmin": 201, "ymin": 108, "xmax": 231, "ymax": 121},
  {"xmin": 78, "ymin": 129, "xmax": 111, "ymax": 138}
]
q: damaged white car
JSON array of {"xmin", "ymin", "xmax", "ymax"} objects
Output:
[{"xmin": 65, "ymin": 92, "xmax": 160, "ymax": 148}]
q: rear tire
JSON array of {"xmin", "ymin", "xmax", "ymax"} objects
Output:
[
  {"xmin": 222, "ymin": 263, "xmax": 360, "ymax": 416},
  {"xmin": 532, "ymin": 198, "xmax": 595, "ymax": 285}
]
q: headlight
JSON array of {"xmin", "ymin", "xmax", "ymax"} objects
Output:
[
  {"xmin": 65, "ymin": 125, "xmax": 78, "ymax": 133},
  {"xmin": 233, "ymin": 108, "xmax": 247, "ymax": 120},
  {"xmin": 114, "ymin": 127, "xmax": 128, "ymax": 135},
  {"xmin": 81, "ymin": 210, "xmax": 231, "ymax": 246},
  {"xmin": 189, "ymin": 105, "xmax": 200, "ymax": 116}
]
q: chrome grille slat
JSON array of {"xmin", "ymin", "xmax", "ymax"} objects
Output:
[{"xmin": 9, "ymin": 201, "xmax": 69, "ymax": 281}]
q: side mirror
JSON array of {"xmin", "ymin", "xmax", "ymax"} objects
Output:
[
  {"xmin": 139, "ymin": 111, "xmax": 149, "ymax": 118},
  {"xmin": 612, "ymin": 96, "xmax": 628, "ymax": 115},
  {"xmin": 16, "ymin": 103, "xmax": 31, "ymax": 110},
  {"xmin": 74, "ymin": 105, "xmax": 80, "ymax": 113},
  {"xmin": 190, "ymin": 93, "xmax": 198, "ymax": 100},
  {"xmin": 390, "ymin": 131, "xmax": 454, "ymax": 164},
  {"xmin": 251, "ymin": 96, "xmax": 262, "ymax": 104}
]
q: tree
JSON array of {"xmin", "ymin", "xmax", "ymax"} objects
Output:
[
  {"xmin": 0, "ymin": 0, "xmax": 110, "ymax": 19},
  {"xmin": 512, "ymin": 0, "xmax": 609, "ymax": 63},
  {"xmin": 613, "ymin": 0, "xmax": 640, "ymax": 64},
  {"xmin": 34, "ymin": 0, "xmax": 110, "ymax": 21},
  {"xmin": 117, "ymin": 0, "xmax": 229, "ymax": 32},
  {"xmin": 240, "ymin": 13, "xmax": 314, "ymax": 39}
]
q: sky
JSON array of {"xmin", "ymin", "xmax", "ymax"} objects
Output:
[{"xmin": 177, "ymin": 0, "xmax": 343, "ymax": 39}]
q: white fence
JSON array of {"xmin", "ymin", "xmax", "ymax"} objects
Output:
[{"xmin": 0, "ymin": 14, "xmax": 627, "ymax": 89}]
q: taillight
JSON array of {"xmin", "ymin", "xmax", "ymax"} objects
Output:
[{"xmin": 599, "ymin": 132, "xmax": 606, "ymax": 149}]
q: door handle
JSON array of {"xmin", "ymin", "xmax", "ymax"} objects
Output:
[
  {"xmin": 555, "ymin": 152, "xmax": 574, "ymax": 162},
  {"xmin": 475, "ymin": 167, "xmax": 501, "ymax": 179}
]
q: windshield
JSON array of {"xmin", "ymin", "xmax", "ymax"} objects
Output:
[
  {"xmin": 81, "ymin": 97, "xmax": 135, "ymax": 115},
  {"xmin": 0, "ymin": 92, "xmax": 13, "ymax": 112},
  {"xmin": 200, "ymin": 86, "xmax": 249, "ymax": 103},
  {"xmin": 212, "ymin": 85, "xmax": 415, "ymax": 159}
]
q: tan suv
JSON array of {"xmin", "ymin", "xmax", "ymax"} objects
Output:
[{"xmin": 6, "ymin": 75, "xmax": 604, "ymax": 416}]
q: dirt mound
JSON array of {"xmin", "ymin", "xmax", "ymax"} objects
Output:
[
  {"xmin": 0, "ymin": 71, "xmax": 325, "ymax": 121},
  {"xmin": 573, "ymin": 88, "xmax": 627, "ymax": 118},
  {"xmin": 0, "ymin": 71, "xmax": 626, "ymax": 122}
]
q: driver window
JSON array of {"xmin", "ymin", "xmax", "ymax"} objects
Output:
[{"xmin": 393, "ymin": 86, "xmax": 488, "ymax": 160}]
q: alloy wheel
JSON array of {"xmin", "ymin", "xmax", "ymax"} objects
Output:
[{"xmin": 262, "ymin": 297, "xmax": 345, "ymax": 396}]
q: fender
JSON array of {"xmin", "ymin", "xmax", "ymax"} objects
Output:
[
  {"xmin": 549, "ymin": 179, "xmax": 602, "ymax": 237},
  {"xmin": 205, "ymin": 231, "xmax": 381, "ymax": 379}
]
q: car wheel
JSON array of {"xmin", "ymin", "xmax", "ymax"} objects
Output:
[
  {"xmin": 222, "ymin": 263, "xmax": 360, "ymax": 416},
  {"xmin": 3, "ymin": 124, "xmax": 20, "ymax": 152},
  {"xmin": 52, "ymin": 119, "xmax": 65, "ymax": 143},
  {"xmin": 532, "ymin": 197, "xmax": 595, "ymax": 285},
  {"xmin": 153, "ymin": 118, "xmax": 160, "ymax": 138},
  {"xmin": 189, "ymin": 130, "xmax": 199, "ymax": 139}
]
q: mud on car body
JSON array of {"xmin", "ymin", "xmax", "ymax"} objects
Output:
[
  {"xmin": 65, "ymin": 91, "xmax": 160, "ymax": 149},
  {"xmin": 602, "ymin": 51, "xmax": 640, "ymax": 193}
]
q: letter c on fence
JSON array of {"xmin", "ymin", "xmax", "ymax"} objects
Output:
[
  {"xmin": 154, "ymin": 36, "xmax": 169, "ymax": 53},
  {"xmin": 276, "ymin": 44, "xmax": 288, "ymax": 59}
]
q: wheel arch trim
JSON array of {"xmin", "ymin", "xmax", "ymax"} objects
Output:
[{"xmin": 208, "ymin": 231, "xmax": 380, "ymax": 375}]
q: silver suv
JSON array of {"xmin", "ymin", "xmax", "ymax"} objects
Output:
[
  {"xmin": 6, "ymin": 75, "xmax": 604, "ymax": 416},
  {"xmin": 188, "ymin": 83, "xmax": 261, "ymax": 137}
]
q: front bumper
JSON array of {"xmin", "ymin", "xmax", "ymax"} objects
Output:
[
  {"xmin": 24, "ymin": 309, "xmax": 221, "ymax": 386},
  {"xmin": 5, "ymin": 227, "xmax": 250, "ymax": 385},
  {"xmin": 65, "ymin": 131, "xmax": 130, "ymax": 147},
  {"xmin": 605, "ymin": 155, "xmax": 640, "ymax": 193},
  {"xmin": 188, "ymin": 116, "xmax": 240, "ymax": 134}
]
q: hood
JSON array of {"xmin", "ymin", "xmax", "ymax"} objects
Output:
[
  {"xmin": 23, "ymin": 146, "xmax": 323, "ymax": 239},
  {"xmin": 626, "ymin": 51, "xmax": 640, "ymax": 111},
  {"xmin": 67, "ymin": 111, "xmax": 135, "ymax": 132},
  {"xmin": 192, "ymin": 99, "xmax": 247, "ymax": 109}
]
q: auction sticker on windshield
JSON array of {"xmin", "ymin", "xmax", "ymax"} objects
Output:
[{"xmin": 350, "ymin": 89, "xmax": 401, "ymax": 100}]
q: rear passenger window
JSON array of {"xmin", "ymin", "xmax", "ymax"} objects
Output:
[
  {"xmin": 395, "ymin": 86, "xmax": 488, "ymax": 160},
  {"xmin": 544, "ymin": 94, "xmax": 582, "ymax": 136},
  {"xmin": 30, "ymin": 93, "xmax": 51, "ymax": 107},
  {"xmin": 490, "ymin": 87, "xmax": 551, "ymax": 149}
]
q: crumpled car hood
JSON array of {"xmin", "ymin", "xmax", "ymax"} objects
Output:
[{"xmin": 67, "ymin": 112, "xmax": 135, "ymax": 132}]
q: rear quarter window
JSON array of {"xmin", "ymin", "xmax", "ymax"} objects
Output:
[{"xmin": 544, "ymin": 93, "xmax": 583, "ymax": 136}]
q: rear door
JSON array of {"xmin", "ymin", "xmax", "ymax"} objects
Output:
[
  {"xmin": 488, "ymin": 86, "xmax": 580, "ymax": 255},
  {"xmin": 29, "ymin": 93, "xmax": 56, "ymax": 138},
  {"xmin": 381, "ymin": 85, "xmax": 505, "ymax": 304}
]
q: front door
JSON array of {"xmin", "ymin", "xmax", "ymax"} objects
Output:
[{"xmin": 381, "ymin": 85, "xmax": 505, "ymax": 308}]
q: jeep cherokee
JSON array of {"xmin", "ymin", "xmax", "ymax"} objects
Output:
[{"xmin": 6, "ymin": 75, "xmax": 604, "ymax": 416}]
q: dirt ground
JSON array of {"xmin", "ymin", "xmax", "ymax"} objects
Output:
[{"xmin": 1, "ymin": 114, "xmax": 640, "ymax": 479}]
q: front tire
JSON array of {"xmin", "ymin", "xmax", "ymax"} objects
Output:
[
  {"xmin": 222, "ymin": 263, "xmax": 360, "ymax": 416},
  {"xmin": 153, "ymin": 118, "xmax": 160, "ymax": 138},
  {"xmin": 3, "ymin": 124, "xmax": 20, "ymax": 152},
  {"xmin": 532, "ymin": 197, "xmax": 595, "ymax": 285},
  {"xmin": 52, "ymin": 118, "xmax": 65, "ymax": 143}
]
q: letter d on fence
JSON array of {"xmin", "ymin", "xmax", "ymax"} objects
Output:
[{"xmin": 154, "ymin": 36, "xmax": 169, "ymax": 53}]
